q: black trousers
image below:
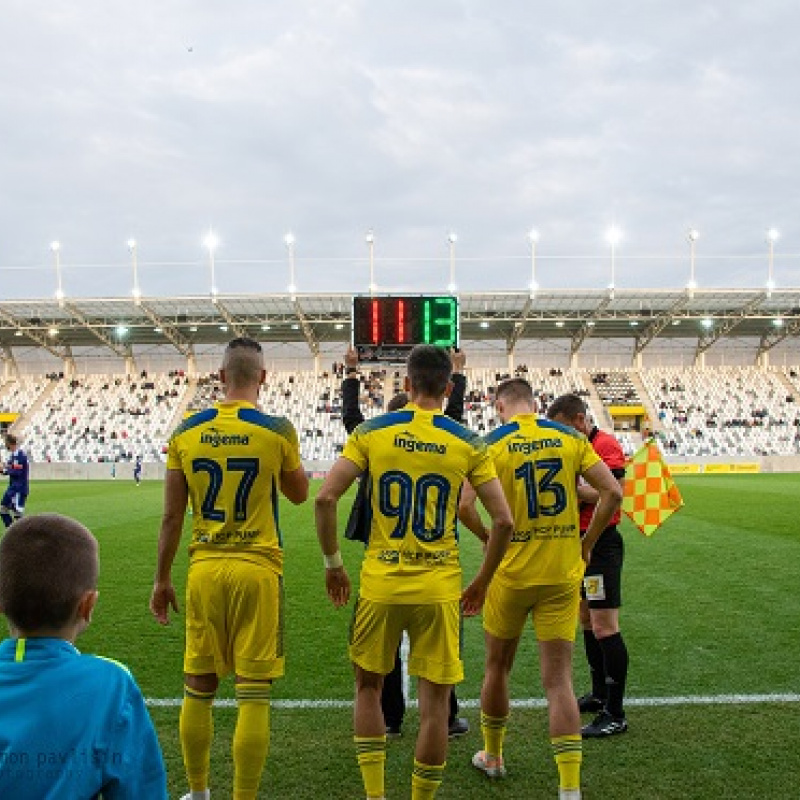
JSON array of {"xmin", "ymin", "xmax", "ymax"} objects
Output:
[{"xmin": 380, "ymin": 648, "xmax": 459, "ymax": 728}]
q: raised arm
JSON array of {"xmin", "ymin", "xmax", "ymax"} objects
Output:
[
  {"xmin": 443, "ymin": 348, "xmax": 467, "ymax": 423},
  {"xmin": 342, "ymin": 347, "xmax": 365, "ymax": 434}
]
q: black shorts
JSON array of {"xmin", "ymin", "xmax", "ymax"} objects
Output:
[{"xmin": 581, "ymin": 525, "xmax": 623, "ymax": 609}]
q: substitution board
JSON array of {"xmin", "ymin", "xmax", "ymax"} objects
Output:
[{"xmin": 352, "ymin": 295, "xmax": 460, "ymax": 362}]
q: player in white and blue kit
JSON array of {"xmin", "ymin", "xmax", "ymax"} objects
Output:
[
  {"xmin": 1, "ymin": 434, "xmax": 29, "ymax": 528},
  {"xmin": 0, "ymin": 513, "xmax": 167, "ymax": 798}
]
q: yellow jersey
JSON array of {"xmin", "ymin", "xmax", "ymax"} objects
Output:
[
  {"xmin": 342, "ymin": 403, "xmax": 497, "ymax": 604},
  {"xmin": 484, "ymin": 414, "xmax": 600, "ymax": 586},
  {"xmin": 167, "ymin": 401, "xmax": 302, "ymax": 571}
]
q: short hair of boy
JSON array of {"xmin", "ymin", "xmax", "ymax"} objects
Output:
[
  {"xmin": 545, "ymin": 393, "xmax": 588, "ymax": 421},
  {"xmin": 0, "ymin": 514, "xmax": 98, "ymax": 632},
  {"xmin": 495, "ymin": 378, "xmax": 535, "ymax": 407},
  {"xmin": 407, "ymin": 345, "xmax": 452, "ymax": 398}
]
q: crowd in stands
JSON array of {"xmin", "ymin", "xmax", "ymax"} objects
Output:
[{"xmin": 1, "ymin": 366, "xmax": 800, "ymax": 464}]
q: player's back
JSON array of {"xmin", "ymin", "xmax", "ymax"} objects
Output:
[
  {"xmin": 486, "ymin": 414, "xmax": 600, "ymax": 586},
  {"xmin": 343, "ymin": 403, "xmax": 495, "ymax": 603},
  {"xmin": 167, "ymin": 401, "xmax": 301, "ymax": 570},
  {"xmin": 7, "ymin": 449, "xmax": 28, "ymax": 488}
]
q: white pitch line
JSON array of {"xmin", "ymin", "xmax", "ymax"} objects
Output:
[{"xmin": 145, "ymin": 692, "xmax": 800, "ymax": 710}]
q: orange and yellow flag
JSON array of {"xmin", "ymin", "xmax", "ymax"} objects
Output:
[{"xmin": 622, "ymin": 440, "xmax": 684, "ymax": 536}]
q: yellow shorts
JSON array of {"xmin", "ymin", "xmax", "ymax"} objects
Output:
[
  {"xmin": 483, "ymin": 579, "xmax": 581, "ymax": 642},
  {"xmin": 349, "ymin": 597, "xmax": 464, "ymax": 685},
  {"xmin": 184, "ymin": 557, "xmax": 285, "ymax": 681}
]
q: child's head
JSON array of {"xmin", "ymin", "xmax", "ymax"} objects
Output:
[{"xmin": 0, "ymin": 514, "xmax": 98, "ymax": 640}]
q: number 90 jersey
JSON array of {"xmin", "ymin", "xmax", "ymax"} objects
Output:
[
  {"xmin": 484, "ymin": 415, "xmax": 601, "ymax": 587},
  {"xmin": 167, "ymin": 402, "xmax": 302, "ymax": 570},
  {"xmin": 342, "ymin": 403, "xmax": 497, "ymax": 604}
]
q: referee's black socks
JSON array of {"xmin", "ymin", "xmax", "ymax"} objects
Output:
[{"xmin": 599, "ymin": 632, "xmax": 628, "ymax": 719}]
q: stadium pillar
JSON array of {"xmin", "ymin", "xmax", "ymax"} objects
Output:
[
  {"xmin": 694, "ymin": 351, "xmax": 706, "ymax": 368},
  {"xmin": 125, "ymin": 356, "xmax": 136, "ymax": 377},
  {"xmin": 570, "ymin": 351, "xmax": 579, "ymax": 369},
  {"xmin": 507, "ymin": 351, "xmax": 514, "ymax": 373},
  {"xmin": 633, "ymin": 351, "xmax": 643, "ymax": 369},
  {"xmin": 314, "ymin": 353, "xmax": 321, "ymax": 373},
  {"xmin": 187, "ymin": 352, "xmax": 198, "ymax": 377},
  {"xmin": 757, "ymin": 350, "xmax": 770, "ymax": 368}
]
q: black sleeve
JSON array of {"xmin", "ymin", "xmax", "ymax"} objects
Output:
[
  {"xmin": 444, "ymin": 373, "xmax": 467, "ymax": 423},
  {"xmin": 342, "ymin": 376, "xmax": 365, "ymax": 434},
  {"xmin": 611, "ymin": 467, "xmax": 627, "ymax": 479}
]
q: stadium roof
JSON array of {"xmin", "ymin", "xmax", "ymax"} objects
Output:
[{"xmin": 1, "ymin": 288, "xmax": 798, "ymax": 359}]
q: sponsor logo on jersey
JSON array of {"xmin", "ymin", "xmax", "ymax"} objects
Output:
[
  {"xmin": 507, "ymin": 434, "xmax": 562, "ymax": 454},
  {"xmin": 200, "ymin": 427, "xmax": 251, "ymax": 447},
  {"xmin": 393, "ymin": 430, "xmax": 447, "ymax": 455}
]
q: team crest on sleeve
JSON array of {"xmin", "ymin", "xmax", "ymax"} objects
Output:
[{"xmin": 583, "ymin": 574, "xmax": 606, "ymax": 601}]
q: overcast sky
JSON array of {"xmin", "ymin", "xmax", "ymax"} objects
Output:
[{"xmin": 2, "ymin": 0, "xmax": 800, "ymax": 300}]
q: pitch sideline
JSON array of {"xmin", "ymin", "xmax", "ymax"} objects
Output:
[{"xmin": 146, "ymin": 692, "xmax": 800, "ymax": 709}]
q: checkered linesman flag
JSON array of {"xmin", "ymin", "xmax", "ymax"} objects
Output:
[{"xmin": 621, "ymin": 440, "xmax": 684, "ymax": 536}]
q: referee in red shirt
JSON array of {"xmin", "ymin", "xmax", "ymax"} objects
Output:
[{"xmin": 547, "ymin": 394, "xmax": 629, "ymax": 738}]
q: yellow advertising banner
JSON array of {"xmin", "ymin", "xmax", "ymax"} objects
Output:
[
  {"xmin": 703, "ymin": 462, "xmax": 761, "ymax": 474},
  {"xmin": 608, "ymin": 405, "xmax": 646, "ymax": 416},
  {"xmin": 669, "ymin": 463, "xmax": 702, "ymax": 474}
]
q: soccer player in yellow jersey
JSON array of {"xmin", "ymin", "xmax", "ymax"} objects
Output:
[
  {"xmin": 150, "ymin": 338, "xmax": 308, "ymax": 800},
  {"xmin": 460, "ymin": 381, "xmax": 622, "ymax": 800},
  {"xmin": 316, "ymin": 345, "xmax": 514, "ymax": 800}
]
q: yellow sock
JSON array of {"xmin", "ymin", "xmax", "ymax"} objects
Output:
[
  {"xmin": 552, "ymin": 734, "xmax": 582, "ymax": 790},
  {"xmin": 233, "ymin": 682, "xmax": 272, "ymax": 800},
  {"xmin": 355, "ymin": 736, "xmax": 386, "ymax": 799},
  {"xmin": 481, "ymin": 711, "xmax": 509, "ymax": 758},
  {"xmin": 180, "ymin": 686, "xmax": 214, "ymax": 792},
  {"xmin": 411, "ymin": 760, "xmax": 445, "ymax": 800}
]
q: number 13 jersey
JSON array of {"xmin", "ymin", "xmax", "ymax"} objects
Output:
[
  {"xmin": 342, "ymin": 403, "xmax": 497, "ymax": 604},
  {"xmin": 167, "ymin": 401, "xmax": 302, "ymax": 571},
  {"xmin": 484, "ymin": 415, "xmax": 601, "ymax": 587}
]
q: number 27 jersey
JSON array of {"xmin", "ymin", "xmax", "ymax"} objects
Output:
[{"xmin": 167, "ymin": 401, "xmax": 302, "ymax": 570}]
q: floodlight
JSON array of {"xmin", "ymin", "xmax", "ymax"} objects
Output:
[
  {"xmin": 606, "ymin": 227, "xmax": 622, "ymax": 246},
  {"xmin": 447, "ymin": 282, "xmax": 457, "ymax": 293},
  {"xmin": 284, "ymin": 232, "xmax": 295, "ymax": 247},
  {"xmin": 480, "ymin": 321, "xmax": 489, "ymax": 329},
  {"xmin": 127, "ymin": 238, "xmax": 137, "ymax": 251},
  {"xmin": 48, "ymin": 327, "xmax": 58, "ymax": 338},
  {"xmin": 767, "ymin": 228, "xmax": 780, "ymax": 243},
  {"xmin": 773, "ymin": 318, "xmax": 784, "ymax": 328},
  {"xmin": 116, "ymin": 325, "xmax": 129, "ymax": 337},
  {"xmin": 687, "ymin": 228, "xmax": 699, "ymax": 242},
  {"xmin": 365, "ymin": 230, "xmax": 374, "ymax": 244},
  {"xmin": 447, "ymin": 232, "xmax": 457, "ymax": 244},
  {"xmin": 203, "ymin": 231, "xmax": 219, "ymax": 252},
  {"xmin": 50, "ymin": 241, "xmax": 60, "ymax": 253},
  {"xmin": 701, "ymin": 318, "xmax": 714, "ymax": 329},
  {"xmin": 527, "ymin": 229, "xmax": 539, "ymax": 244}
]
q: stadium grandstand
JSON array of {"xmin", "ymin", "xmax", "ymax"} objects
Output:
[{"xmin": 0, "ymin": 287, "xmax": 799, "ymax": 477}]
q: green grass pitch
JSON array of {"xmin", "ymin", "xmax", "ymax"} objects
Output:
[{"xmin": 6, "ymin": 475, "xmax": 800, "ymax": 798}]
